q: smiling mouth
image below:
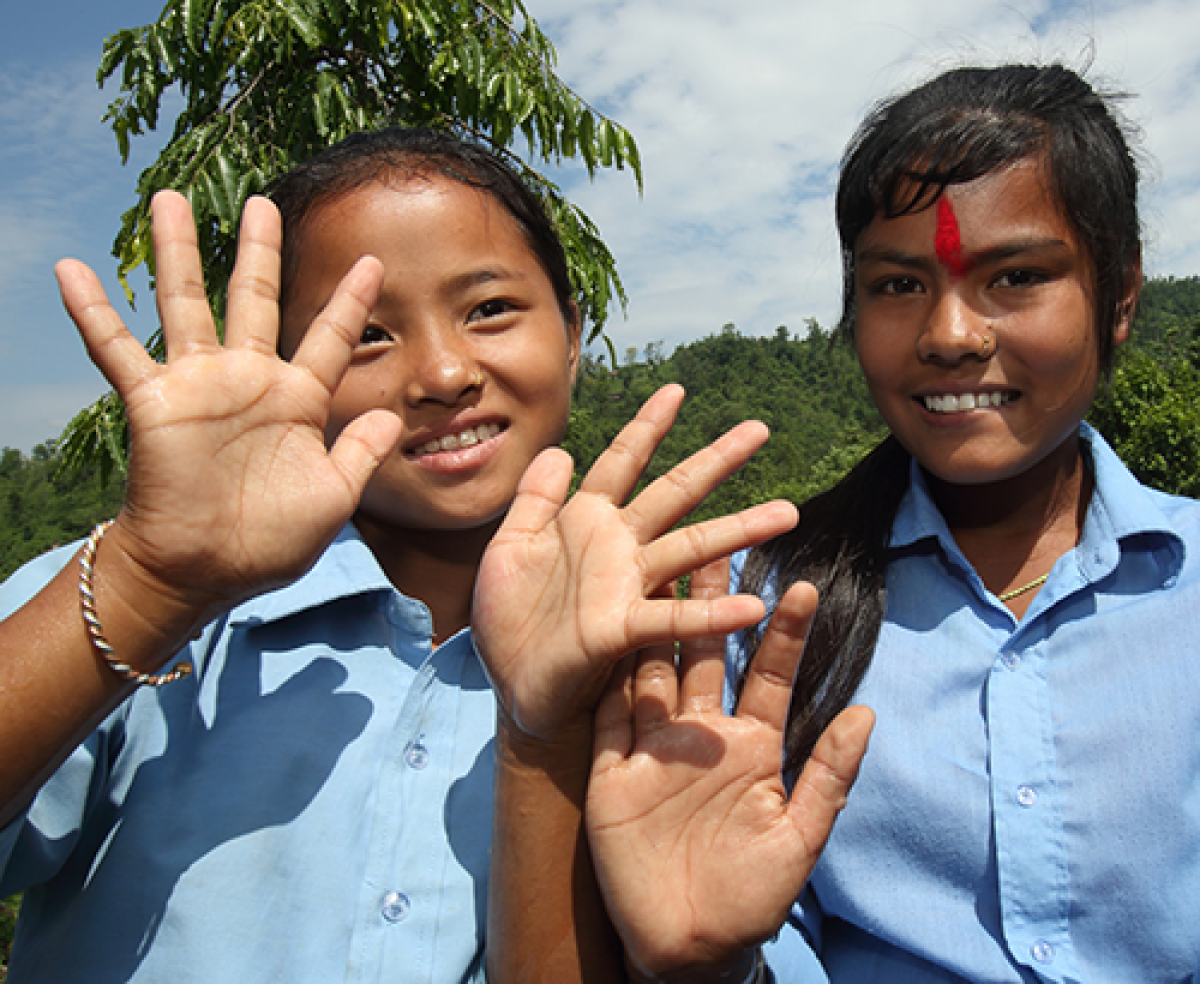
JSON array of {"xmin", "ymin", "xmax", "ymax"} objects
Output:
[
  {"xmin": 407, "ymin": 422, "xmax": 503, "ymax": 457},
  {"xmin": 922, "ymin": 391, "xmax": 1017, "ymax": 414}
]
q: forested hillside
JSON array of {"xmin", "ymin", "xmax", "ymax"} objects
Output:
[
  {"xmin": 0, "ymin": 444, "xmax": 123, "ymax": 581},
  {"xmin": 4, "ymin": 277, "xmax": 1200, "ymax": 582},
  {"xmin": 563, "ymin": 321, "xmax": 886, "ymax": 525}
]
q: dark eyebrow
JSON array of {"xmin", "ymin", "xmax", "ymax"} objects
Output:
[
  {"xmin": 443, "ymin": 266, "xmax": 528, "ymax": 294},
  {"xmin": 855, "ymin": 246, "xmax": 936, "ymax": 272},
  {"xmin": 857, "ymin": 237, "xmax": 1072, "ymax": 269}
]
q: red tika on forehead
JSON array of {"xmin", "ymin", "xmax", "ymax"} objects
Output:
[{"xmin": 935, "ymin": 196, "xmax": 972, "ymax": 277}]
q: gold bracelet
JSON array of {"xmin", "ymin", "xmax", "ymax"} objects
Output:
[{"xmin": 79, "ymin": 521, "xmax": 193, "ymax": 687}]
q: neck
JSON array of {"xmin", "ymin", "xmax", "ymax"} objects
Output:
[
  {"xmin": 353, "ymin": 515, "xmax": 502, "ymax": 645},
  {"xmin": 925, "ymin": 433, "xmax": 1092, "ymax": 612}
]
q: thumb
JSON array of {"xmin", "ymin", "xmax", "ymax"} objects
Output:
[
  {"xmin": 492, "ymin": 447, "xmax": 575, "ymax": 542},
  {"xmin": 784, "ymin": 704, "xmax": 874, "ymax": 863},
  {"xmin": 327, "ymin": 408, "xmax": 404, "ymax": 499}
]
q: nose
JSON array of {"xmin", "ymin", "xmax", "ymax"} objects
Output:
[
  {"xmin": 916, "ymin": 292, "xmax": 991, "ymax": 365},
  {"xmin": 403, "ymin": 327, "xmax": 482, "ymax": 407}
]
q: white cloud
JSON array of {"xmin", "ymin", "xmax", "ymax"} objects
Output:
[
  {"xmin": 4, "ymin": 0, "xmax": 1200, "ymax": 450},
  {"xmin": 0, "ymin": 58, "xmax": 162, "ymax": 403},
  {"xmin": 530, "ymin": 0, "xmax": 1200, "ymax": 362}
]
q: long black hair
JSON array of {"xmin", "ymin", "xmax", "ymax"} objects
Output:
[{"xmin": 740, "ymin": 64, "xmax": 1142, "ymax": 778}]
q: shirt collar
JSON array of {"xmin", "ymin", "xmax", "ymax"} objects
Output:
[
  {"xmin": 889, "ymin": 423, "xmax": 1185, "ymax": 583},
  {"xmin": 226, "ymin": 524, "xmax": 399, "ymax": 627}
]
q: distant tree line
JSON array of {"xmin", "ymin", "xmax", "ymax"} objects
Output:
[{"xmin": 0, "ymin": 444, "xmax": 123, "ymax": 582}]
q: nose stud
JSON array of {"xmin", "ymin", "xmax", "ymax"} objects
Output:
[
  {"xmin": 977, "ymin": 332, "xmax": 995, "ymax": 357},
  {"xmin": 469, "ymin": 371, "xmax": 485, "ymax": 387}
]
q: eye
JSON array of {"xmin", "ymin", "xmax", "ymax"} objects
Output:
[
  {"xmin": 467, "ymin": 298, "xmax": 515, "ymax": 323},
  {"xmin": 359, "ymin": 324, "xmax": 393, "ymax": 345},
  {"xmin": 992, "ymin": 268, "xmax": 1047, "ymax": 289},
  {"xmin": 869, "ymin": 276, "xmax": 925, "ymax": 297}
]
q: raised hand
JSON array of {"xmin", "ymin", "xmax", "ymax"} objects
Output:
[
  {"xmin": 56, "ymin": 191, "xmax": 402, "ymax": 634},
  {"xmin": 471, "ymin": 384, "xmax": 799, "ymax": 743},
  {"xmin": 587, "ymin": 561, "xmax": 874, "ymax": 983}
]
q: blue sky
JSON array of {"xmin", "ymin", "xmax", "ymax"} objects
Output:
[{"xmin": 4, "ymin": 0, "xmax": 1200, "ymax": 452}]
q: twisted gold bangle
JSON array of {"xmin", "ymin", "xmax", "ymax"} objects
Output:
[{"xmin": 79, "ymin": 521, "xmax": 192, "ymax": 687}]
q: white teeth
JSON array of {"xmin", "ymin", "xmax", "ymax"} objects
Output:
[
  {"xmin": 924, "ymin": 392, "xmax": 1011, "ymax": 414},
  {"xmin": 416, "ymin": 423, "xmax": 501, "ymax": 455}
]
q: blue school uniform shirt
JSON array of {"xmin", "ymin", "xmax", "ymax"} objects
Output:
[
  {"xmin": 733, "ymin": 425, "xmax": 1200, "ymax": 983},
  {"xmin": 0, "ymin": 525, "xmax": 496, "ymax": 984}
]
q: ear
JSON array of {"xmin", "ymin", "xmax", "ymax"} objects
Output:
[
  {"xmin": 566, "ymin": 301, "xmax": 582, "ymax": 386},
  {"xmin": 1112, "ymin": 252, "xmax": 1142, "ymax": 349}
]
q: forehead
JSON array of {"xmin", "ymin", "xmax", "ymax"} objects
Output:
[
  {"xmin": 857, "ymin": 158, "xmax": 1076, "ymax": 256},
  {"xmin": 301, "ymin": 175, "xmax": 515, "ymax": 251},
  {"xmin": 277, "ymin": 176, "xmax": 538, "ymax": 351}
]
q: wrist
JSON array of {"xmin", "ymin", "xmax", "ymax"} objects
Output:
[
  {"xmin": 495, "ymin": 710, "xmax": 595, "ymax": 782},
  {"xmin": 86, "ymin": 518, "xmax": 223, "ymax": 675}
]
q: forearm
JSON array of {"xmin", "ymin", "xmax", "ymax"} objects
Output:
[
  {"xmin": 486, "ymin": 718, "xmax": 624, "ymax": 984},
  {"xmin": 0, "ymin": 525, "xmax": 213, "ymax": 826}
]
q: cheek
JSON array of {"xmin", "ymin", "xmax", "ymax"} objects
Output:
[
  {"xmin": 324, "ymin": 373, "xmax": 393, "ymax": 441},
  {"xmin": 854, "ymin": 326, "xmax": 902, "ymax": 393},
  {"xmin": 527, "ymin": 361, "xmax": 574, "ymax": 436}
]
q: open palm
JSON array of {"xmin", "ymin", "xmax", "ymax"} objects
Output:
[
  {"xmin": 587, "ymin": 567, "xmax": 874, "ymax": 982},
  {"xmin": 472, "ymin": 385, "xmax": 800, "ymax": 742},
  {"xmin": 56, "ymin": 191, "xmax": 401, "ymax": 624}
]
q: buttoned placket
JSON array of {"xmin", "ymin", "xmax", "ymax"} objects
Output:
[
  {"xmin": 345, "ymin": 593, "xmax": 477, "ymax": 983},
  {"xmin": 987, "ymin": 602, "xmax": 1082, "ymax": 983}
]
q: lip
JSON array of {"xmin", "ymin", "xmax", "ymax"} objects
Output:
[
  {"xmin": 404, "ymin": 417, "xmax": 508, "ymax": 474},
  {"xmin": 916, "ymin": 388, "xmax": 1019, "ymax": 416}
]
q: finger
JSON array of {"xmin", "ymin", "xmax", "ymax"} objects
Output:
[
  {"xmin": 736, "ymin": 582, "xmax": 817, "ymax": 728},
  {"xmin": 640, "ymin": 500, "xmax": 798, "ymax": 588},
  {"xmin": 623, "ymin": 593, "xmax": 768, "ymax": 655},
  {"xmin": 678, "ymin": 558, "xmax": 731, "ymax": 713},
  {"xmin": 623, "ymin": 419, "xmax": 770, "ymax": 541},
  {"xmin": 490, "ymin": 448, "xmax": 574, "ymax": 544},
  {"xmin": 289, "ymin": 255, "xmax": 385, "ymax": 395},
  {"xmin": 631, "ymin": 638, "xmax": 680, "ymax": 737},
  {"xmin": 223, "ymin": 196, "xmax": 284, "ymax": 353},
  {"xmin": 151, "ymin": 190, "xmax": 218, "ymax": 359},
  {"xmin": 55, "ymin": 259, "xmax": 158, "ymax": 397},
  {"xmin": 592, "ymin": 654, "xmax": 637, "ymax": 774},
  {"xmin": 577, "ymin": 384, "xmax": 685, "ymax": 504},
  {"xmin": 785, "ymin": 704, "xmax": 874, "ymax": 858},
  {"xmin": 326, "ymin": 408, "xmax": 404, "ymax": 501}
]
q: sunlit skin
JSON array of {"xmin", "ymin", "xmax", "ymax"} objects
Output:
[
  {"xmin": 853, "ymin": 157, "xmax": 1137, "ymax": 608},
  {"xmin": 854, "ymin": 158, "xmax": 1134, "ymax": 491},
  {"xmin": 279, "ymin": 177, "xmax": 580, "ymax": 611}
]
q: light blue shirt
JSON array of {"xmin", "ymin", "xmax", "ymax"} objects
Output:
[
  {"xmin": 734, "ymin": 426, "xmax": 1200, "ymax": 983},
  {"xmin": 0, "ymin": 525, "xmax": 496, "ymax": 983}
]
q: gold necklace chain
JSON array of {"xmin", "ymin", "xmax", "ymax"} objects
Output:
[{"xmin": 998, "ymin": 573, "xmax": 1049, "ymax": 602}]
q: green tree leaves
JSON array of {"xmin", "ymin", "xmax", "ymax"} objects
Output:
[
  {"xmin": 63, "ymin": 0, "xmax": 641, "ymax": 479},
  {"xmin": 1090, "ymin": 337, "xmax": 1200, "ymax": 498},
  {"xmin": 563, "ymin": 323, "xmax": 887, "ymax": 523}
]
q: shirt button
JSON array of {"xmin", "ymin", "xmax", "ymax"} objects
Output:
[
  {"xmin": 381, "ymin": 891, "xmax": 411, "ymax": 923},
  {"xmin": 1000, "ymin": 652, "xmax": 1020, "ymax": 670},
  {"xmin": 405, "ymin": 741, "xmax": 430, "ymax": 770},
  {"xmin": 1016, "ymin": 784, "xmax": 1038, "ymax": 807},
  {"xmin": 1031, "ymin": 938, "xmax": 1055, "ymax": 964}
]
